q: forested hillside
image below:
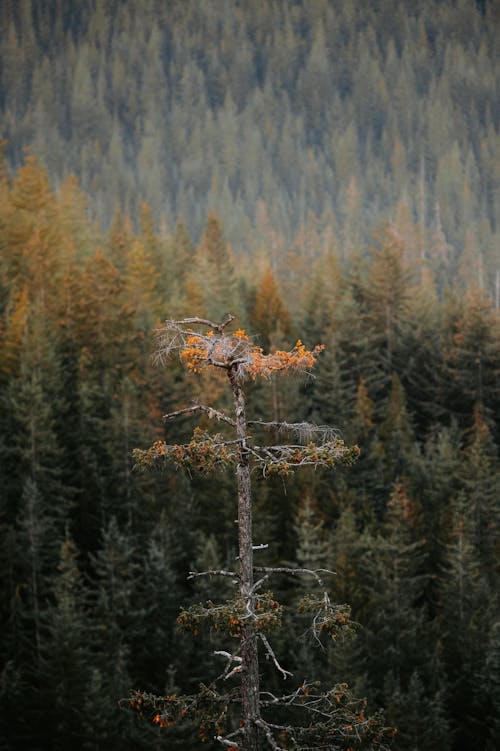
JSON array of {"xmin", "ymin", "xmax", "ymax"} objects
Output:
[
  {"xmin": 0, "ymin": 151, "xmax": 499, "ymax": 749},
  {"xmin": 1, "ymin": 0, "xmax": 500, "ymax": 297},
  {"xmin": 1, "ymin": 1, "xmax": 499, "ymax": 749}
]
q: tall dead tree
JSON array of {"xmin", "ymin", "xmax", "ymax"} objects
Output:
[{"xmin": 129, "ymin": 315, "xmax": 393, "ymax": 750}]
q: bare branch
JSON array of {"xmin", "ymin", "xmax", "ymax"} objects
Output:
[
  {"xmin": 214, "ymin": 650, "xmax": 243, "ymax": 681},
  {"xmin": 179, "ymin": 314, "xmax": 235, "ymax": 332},
  {"xmin": 214, "ymin": 651, "xmax": 242, "ymax": 662},
  {"xmin": 188, "ymin": 569, "xmax": 237, "ymax": 580},
  {"xmin": 225, "ymin": 665, "xmax": 244, "ymax": 680},
  {"xmin": 251, "ymin": 573, "xmax": 271, "ymax": 592},
  {"xmin": 215, "ymin": 736, "xmax": 241, "ymax": 749},
  {"xmin": 254, "ymin": 718, "xmax": 282, "ymax": 750},
  {"xmin": 235, "ymin": 543, "xmax": 268, "ymax": 561},
  {"xmin": 260, "ymin": 682, "xmax": 313, "ymax": 706},
  {"xmin": 163, "ymin": 403, "xmax": 236, "ymax": 427},
  {"xmin": 260, "ymin": 685, "xmax": 341, "ymax": 719},
  {"xmin": 253, "ymin": 566, "xmax": 335, "ymax": 590},
  {"xmin": 248, "ymin": 420, "xmax": 339, "ymax": 444},
  {"xmin": 259, "ymin": 633, "xmax": 293, "ymax": 679},
  {"xmin": 215, "ymin": 727, "xmax": 244, "ymax": 749}
]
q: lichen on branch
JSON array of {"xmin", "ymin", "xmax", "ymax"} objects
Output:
[
  {"xmin": 177, "ymin": 592, "xmax": 283, "ymax": 638},
  {"xmin": 132, "ymin": 427, "xmax": 237, "ymax": 473},
  {"xmin": 133, "ymin": 433, "xmax": 360, "ymax": 477},
  {"xmin": 297, "ymin": 594, "xmax": 358, "ymax": 641},
  {"xmin": 250, "ymin": 439, "xmax": 360, "ymax": 477}
]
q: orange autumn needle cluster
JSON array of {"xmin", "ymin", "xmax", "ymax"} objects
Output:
[
  {"xmin": 152, "ymin": 713, "xmax": 175, "ymax": 728},
  {"xmin": 246, "ymin": 339, "xmax": 324, "ymax": 378},
  {"xmin": 180, "ymin": 328, "xmax": 324, "ymax": 378},
  {"xmin": 180, "ymin": 334, "xmax": 209, "ymax": 372}
]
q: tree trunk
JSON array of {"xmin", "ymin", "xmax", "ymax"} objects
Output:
[{"xmin": 229, "ymin": 367, "xmax": 260, "ymax": 751}]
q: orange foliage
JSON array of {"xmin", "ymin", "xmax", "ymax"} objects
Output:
[
  {"xmin": 179, "ymin": 328, "xmax": 324, "ymax": 379},
  {"xmin": 246, "ymin": 339, "xmax": 324, "ymax": 378}
]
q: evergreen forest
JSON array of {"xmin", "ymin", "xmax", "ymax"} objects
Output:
[{"xmin": 0, "ymin": 1, "xmax": 499, "ymax": 750}]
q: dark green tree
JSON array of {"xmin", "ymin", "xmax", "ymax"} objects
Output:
[
  {"xmin": 87, "ymin": 517, "xmax": 141, "ymax": 749},
  {"xmin": 38, "ymin": 535, "xmax": 91, "ymax": 751}
]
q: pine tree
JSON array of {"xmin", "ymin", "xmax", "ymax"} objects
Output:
[
  {"xmin": 354, "ymin": 227, "xmax": 414, "ymax": 380},
  {"xmin": 191, "ymin": 212, "xmax": 237, "ymax": 321},
  {"xmin": 249, "ymin": 265, "xmax": 290, "ymax": 349},
  {"xmin": 6, "ymin": 305, "xmax": 71, "ymax": 512},
  {"xmin": 442, "ymin": 289, "xmax": 500, "ymax": 426},
  {"xmin": 87, "ymin": 517, "xmax": 141, "ymax": 749},
  {"xmin": 459, "ymin": 406, "xmax": 500, "ymax": 581},
  {"xmin": 357, "ymin": 484, "xmax": 430, "ymax": 708},
  {"xmin": 129, "ymin": 314, "xmax": 392, "ymax": 751},
  {"xmin": 294, "ymin": 495, "xmax": 329, "ymax": 573},
  {"xmin": 384, "ymin": 670, "xmax": 451, "ymax": 751},
  {"xmin": 437, "ymin": 496, "xmax": 493, "ymax": 750},
  {"xmin": 377, "ymin": 373, "xmax": 415, "ymax": 486},
  {"xmin": 38, "ymin": 535, "xmax": 91, "ymax": 751}
]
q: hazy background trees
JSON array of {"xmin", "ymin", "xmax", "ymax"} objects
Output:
[{"xmin": 0, "ymin": 0, "xmax": 499, "ymax": 298}]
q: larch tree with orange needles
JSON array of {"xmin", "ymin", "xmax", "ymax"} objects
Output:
[{"xmin": 128, "ymin": 315, "xmax": 393, "ymax": 751}]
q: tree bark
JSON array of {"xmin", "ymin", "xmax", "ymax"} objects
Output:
[{"xmin": 229, "ymin": 367, "xmax": 260, "ymax": 751}]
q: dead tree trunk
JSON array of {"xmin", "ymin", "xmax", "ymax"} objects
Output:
[{"xmin": 229, "ymin": 366, "xmax": 260, "ymax": 751}]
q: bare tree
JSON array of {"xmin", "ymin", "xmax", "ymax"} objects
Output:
[{"xmin": 128, "ymin": 315, "xmax": 393, "ymax": 750}]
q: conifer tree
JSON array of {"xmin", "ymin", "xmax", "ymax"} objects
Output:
[
  {"xmin": 378, "ymin": 373, "xmax": 415, "ymax": 484},
  {"xmin": 437, "ymin": 496, "xmax": 493, "ymax": 749},
  {"xmin": 132, "ymin": 509, "xmax": 181, "ymax": 690},
  {"xmin": 88, "ymin": 518, "xmax": 140, "ymax": 748},
  {"xmin": 294, "ymin": 495, "xmax": 329, "ymax": 573},
  {"xmin": 39, "ymin": 535, "xmax": 91, "ymax": 751},
  {"xmin": 129, "ymin": 314, "xmax": 392, "ymax": 751},
  {"xmin": 442, "ymin": 290, "xmax": 500, "ymax": 425},
  {"xmin": 357, "ymin": 484, "xmax": 430, "ymax": 705},
  {"xmin": 356, "ymin": 228, "xmax": 414, "ymax": 380},
  {"xmin": 249, "ymin": 266, "xmax": 290, "ymax": 350},
  {"xmin": 383, "ymin": 670, "xmax": 451, "ymax": 751},
  {"xmin": 459, "ymin": 407, "xmax": 500, "ymax": 580},
  {"xmin": 192, "ymin": 213, "xmax": 237, "ymax": 321}
]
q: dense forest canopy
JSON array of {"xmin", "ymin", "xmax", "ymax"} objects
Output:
[
  {"xmin": 0, "ymin": 148, "xmax": 499, "ymax": 750},
  {"xmin": 0, "ymin": 1, "xmax": 499, "ymax": 750},
  {"xmin": 1, "ymin": 0, "xmax": 500, "ymax": 296}
]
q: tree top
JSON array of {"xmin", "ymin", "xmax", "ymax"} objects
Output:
[{"xmin": 154, "ymin": 315, "xmax": 324, "ymax": 380}]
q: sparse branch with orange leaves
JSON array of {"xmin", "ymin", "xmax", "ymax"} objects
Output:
[
  {"xmin": 127, "ymin": 315, "xmax": 394, "ymax": 751},
  {"xmin": 152, "ymin": 316, "xmax": 324, "ymax": 378}
]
